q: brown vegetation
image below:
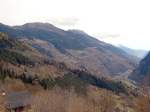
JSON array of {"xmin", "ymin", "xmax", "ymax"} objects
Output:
[
  {"xmin": 31, "ymin": 88, "xmax": 116, "ymax": 112},
  {"xmin": 134, "ymin": 90, "xmax": 150, "ymax": 112}
]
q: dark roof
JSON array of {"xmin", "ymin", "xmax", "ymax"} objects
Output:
[{"xmin": 5, "ymin": 91, "xmax": 31, "ymax": 109}]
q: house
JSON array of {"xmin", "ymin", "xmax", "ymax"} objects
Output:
[{"xmin": 5, "ymin": 91, "xmax": 31, "ymax": 112}]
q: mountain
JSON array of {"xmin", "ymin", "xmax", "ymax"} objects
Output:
[
  {"xmin": 0, "ymin": 32, "xmax": 137, "ymax": 96},
  {"xmin": 129, "ymin": 52, "xmax": 150, "ymax": 85},
  {"xmin": 0, "ymin": 22, "xmax": 137, "ymax": 77},
  {"xmin": 0, "ymin": 32, "xmax": 61, "ymax": 77},
  {"xmin": 119, "ymin": 45, "xmax": 148, "ymax": 59}
]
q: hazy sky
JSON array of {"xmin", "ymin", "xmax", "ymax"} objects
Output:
[{"xmin": 0, "ymin": 0, "xmax": 150, "ymax": 50}]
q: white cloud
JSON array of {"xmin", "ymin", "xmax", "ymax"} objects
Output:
[
  {"xmin": 0, "ymin": 0, "xmax": 150, "ymax": 50},
  {"xmin": 46, "ymin": 17, "xmax": 79, "ymax": 27}
]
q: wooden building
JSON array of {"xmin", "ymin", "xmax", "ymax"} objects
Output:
[{"xmin": 5, "ymin": 91, "xmax": 31, "ymax": 112}]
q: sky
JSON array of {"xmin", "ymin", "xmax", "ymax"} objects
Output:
[{"xmin": 0, "ymin": 0, "xmax": 150, "ymax": 50}]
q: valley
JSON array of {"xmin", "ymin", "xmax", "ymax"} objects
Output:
[{"xmin": 0, "ymin": 23, "xmax": 150, "ymax": 112}]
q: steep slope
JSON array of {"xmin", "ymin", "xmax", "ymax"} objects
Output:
[
  {"xmin": 0, "ymin": 32, "xmax": 138, "ymax": 96},
  {"xmin": 0, "ymin": 32, "xmax": 67, "ymax": 80},
  {"xmin": 0, "ymin": 22, "xmax": 137, "ymax": 77},
  {"xmin": 129, "ymin": 52, "xmax": 150, "ymax": 85}
]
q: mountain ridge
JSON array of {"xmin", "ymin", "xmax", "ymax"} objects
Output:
[
  {"xmin": 0, "ymin": 32, "xmax": 136, "ymax": 96},
  {"xmin": 0, "ymin": 22, "xmax": 138, "ymax": 77}
]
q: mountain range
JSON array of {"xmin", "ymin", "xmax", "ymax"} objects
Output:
[
  {"xmin": 1, "ymin": 21, "xmax": 150, "ymax": 112},
  {"xmin": 0, "ymin": 32, "xmax": 136, "ymax": 95},
  {"xmin": 0, "ymin": 22, "xmax": 138, "ymax": 77}
]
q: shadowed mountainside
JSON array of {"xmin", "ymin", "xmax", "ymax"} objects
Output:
[{"xmin": 129, "ymin": 52, "xmax": 150, "ymax": 85}]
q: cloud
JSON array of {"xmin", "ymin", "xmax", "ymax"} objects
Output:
[
  {"xmin": 91, "ymin": 33, "xmax": 122, "ymax": 46},
  {"xmin": 47, "ymin": 17, "xmax": 79, "ymax": 27},
  {"xmin": 93, "ymin": 33, "xmax": 120, "ymax": 39}
]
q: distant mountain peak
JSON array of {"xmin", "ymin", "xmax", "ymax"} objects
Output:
[
  {"xmin": 13, "ymin": 22, "xmax": 64, "ymax": 32},
  {"xmin": 119, "ymin": 45, "xmax": 148, "ymax": 59},
  {"xmin": 22, "ymin": 22, "xmax": 55, "ymax": 28}
]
